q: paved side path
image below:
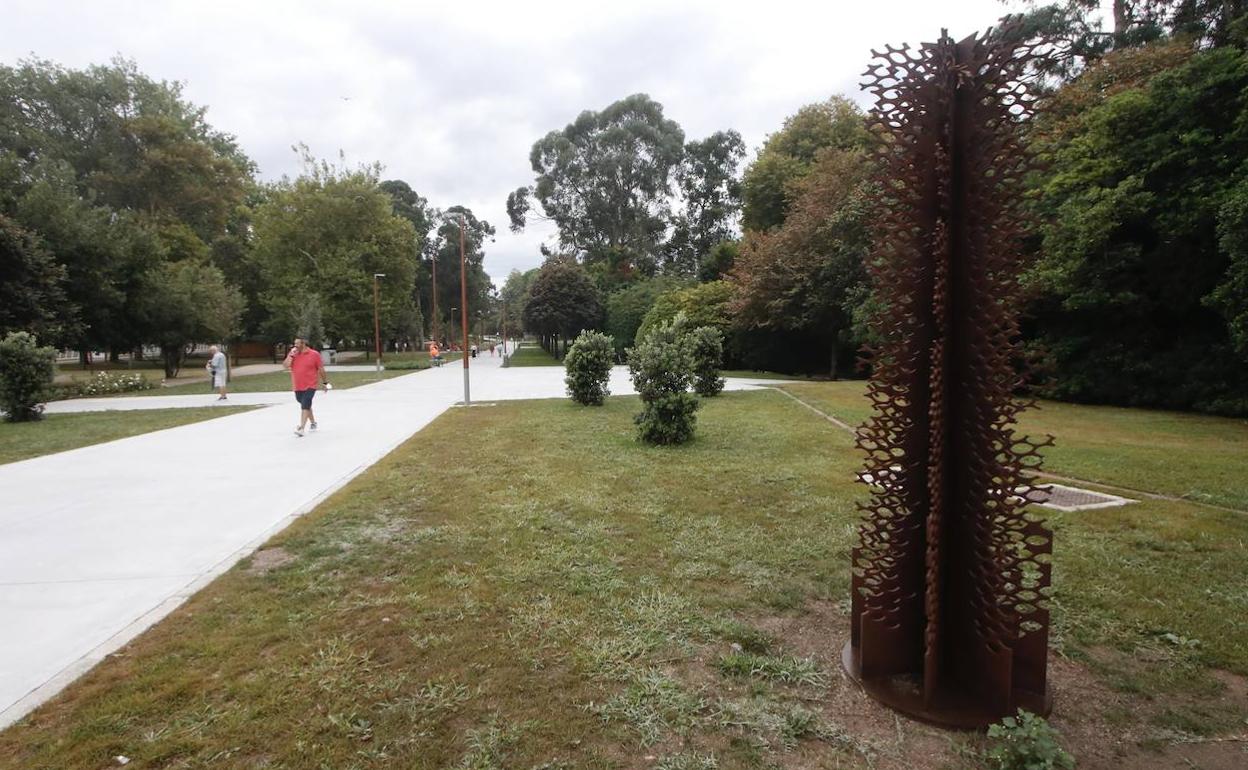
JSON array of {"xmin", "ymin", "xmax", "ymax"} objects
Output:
[{"xmin": 0, "ymin": 349, "xmax": 772, "ymax": 727}]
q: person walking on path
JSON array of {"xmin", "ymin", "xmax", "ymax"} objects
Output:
[
  {"xmin": 206, "ymin": 345, "xmax": 228, "ymax": 401},
  {"xmin": 283, "ymin": 337, "xmax": 329, "ymax": 437}
]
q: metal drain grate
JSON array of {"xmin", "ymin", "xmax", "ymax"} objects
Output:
[
  {"xmin": 1021, "ymin": 483, "xmax": 1135, "ymax": 512},
  {"xmin": 861, "ymin": 470, "xmax": 1136, "ymax": 512}
]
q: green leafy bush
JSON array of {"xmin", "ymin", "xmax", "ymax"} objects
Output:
[
  {"xmin": 628, "ymin": 314, "xmax": 699, "ymax": 444},
  {"xmin": 689, "ymin": 326, "xmax": 725, "ymax": 397},
  {"xmin": 983, "ymin": 711, "xmax": 1074, "ymax": 770},
  {"xmin": 0, "ymin": 331, "xmax": 56, "ymax": 421},
  {"xmin": 564, "ymin": 330, "xmax": 614, "ymax": 405},
  {"xmin": 53, "ymin": 371, "xmax": 156, "ymax": 399}
]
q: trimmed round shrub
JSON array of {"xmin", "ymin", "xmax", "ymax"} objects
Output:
[
  {"xmin": 689, "ymin": 325, "xmax": 725, "ymax": 397},
  {"xmin": 627, "ymin": 314, "xmax": 700, "ymax": 444},
  {"xmin": 564, "ymin": 330, "xmax": 614, "ymax": 406},
  {"xmin": 0, "ymin": 331, "xmax": 56, "ymax": 422}
]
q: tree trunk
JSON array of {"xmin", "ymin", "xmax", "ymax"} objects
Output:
[
  {"xmin": 79, "ymin": 349, "xmax": 89, "ymax": 369},
  {"xmin": 109, "ymin": 348, "xmax": 121, "ymax": 363},
  {"xmin": 1113, "ymin": 0, "xmax": 1130, "ymax": 37},
  {"xmin": 829, "ymin": 336, "xmax": 840, "ymax": 381},
  {"xmin": 160, "ymin": 345, "xmax": 181, "ymax": 379}
]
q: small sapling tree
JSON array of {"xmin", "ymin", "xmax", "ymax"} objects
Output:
[
  {"xmin": 628, "ymin": 314, "xmax": 699, "ymax": 444},
  {"xmin": 565, "ymin": 330, "xmax": 614, "ymax": 405},
  {"xmin": 0, "ymin": 331, "xmax": 56, "ymax": 422},
  {"xmin": 689, "ymin": 325, "xmax": 725, "ymax": 397}
]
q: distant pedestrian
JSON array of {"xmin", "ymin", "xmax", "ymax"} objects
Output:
[
  {"xmin": 283, "ymin": 336, "xmax": 329, "ymax": 437},
  {"xmin": 206, "ymin": 345, "xmax": 228, "ymax": 400}
]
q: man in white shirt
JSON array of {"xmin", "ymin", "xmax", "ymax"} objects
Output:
[{"xmin": 207, "ymin": 345, "xmax": 228, "ymax": 401}]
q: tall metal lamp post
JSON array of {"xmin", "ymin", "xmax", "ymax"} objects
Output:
[
  {"xmin": 458, "ymin": 214, "xmax": 471, "ymax": 405},
  {"xmin": 372, "ymin": 272, "xmax": 386, "ymax": 375}
]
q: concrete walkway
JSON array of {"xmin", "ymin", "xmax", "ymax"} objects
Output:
[{"xmin": 0, "ymin": 348, "xmax": 773, "ymax": 727}]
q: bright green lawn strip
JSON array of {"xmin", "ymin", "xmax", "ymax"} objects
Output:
[
  {"xmin": 105, "ymin": 369, "xmax": 407, "ymax": 398},
  {"xmin": 0, "ymin": 406, "xmax": 257, "ymax": 465},
  {"xmin": 3, "ymin": 392, "xmax": 1246, "ymax": 767},
  {"xmin": 506, "ymin": 344, "xmax": 561, "ymax": 366},
  {"xmin": 781, "ymin": 381, "xmax": 1248, "ymax": 510}
]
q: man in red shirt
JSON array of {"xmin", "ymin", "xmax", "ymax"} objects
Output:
[{"xmin": 283, "ymin": 337, "xmax": 329, "ymax": 437}]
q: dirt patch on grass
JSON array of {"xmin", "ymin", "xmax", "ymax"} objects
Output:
[
  {"xmin": 744, "ymin": 602, "xmax": 1248, "ymax": 770},
  {"xmin": 244, "ymin": 546, "xmax": 295, "ymax": 575}
]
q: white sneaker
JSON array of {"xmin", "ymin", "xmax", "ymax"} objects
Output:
[
  {"xmin": 294, "ymin": 426, "xmax": 304, "ymax": 437},
  {"xmin": 309, "ymin": 421, "xmax": 318, "ymax": 431}
]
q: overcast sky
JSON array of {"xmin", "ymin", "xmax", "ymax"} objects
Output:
[{"xmin": 4, "ymin": 0, "xmax": 1041, "ymax": 285}]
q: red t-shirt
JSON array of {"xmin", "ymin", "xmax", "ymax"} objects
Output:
[{"xmin": 289, "ymin": 349, "xmax": 323, "ymax": 391}]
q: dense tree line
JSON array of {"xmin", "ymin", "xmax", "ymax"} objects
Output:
[
  {"xmin": 510, "ymin": 4, "xmax": 1248, "ymax": 414},
  {"xmin": 0, "ymin": 58, "xmax": 491, "ymax": 376}
]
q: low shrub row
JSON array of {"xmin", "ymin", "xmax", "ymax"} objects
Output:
[
  {"xmin": 563, "ymin": 314, "xmax": 725, "ymax": 445},
  {"xmin": 52, "ymin": 371, "xmax": 155, "ymax": 399}
]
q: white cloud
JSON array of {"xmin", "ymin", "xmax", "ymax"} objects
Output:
[{"xmin": 3, "ymin": 0, "xmax": 1022, "ymax": 284}]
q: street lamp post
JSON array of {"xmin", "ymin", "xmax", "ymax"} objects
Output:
[
  {"xmin": 373, "ymin": 273, "xmax": 386, "ymax": 375},
  {"xmin": 459, "ymin": 214, "xmax": 470, "ymax": 406}
]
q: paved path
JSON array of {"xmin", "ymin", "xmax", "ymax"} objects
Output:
[{"xmin": 0, "ymin": 348, "xmax": 773, "ymax": 727}]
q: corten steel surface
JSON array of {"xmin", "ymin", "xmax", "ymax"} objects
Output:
[{"xmin": 844, "ymin": 26, "xmax": 1056, "ymax": 729}]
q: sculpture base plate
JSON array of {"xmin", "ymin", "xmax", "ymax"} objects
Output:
[{"xmin": 841, "ymin": 641, "xmax": 1053, "ymax": 730}]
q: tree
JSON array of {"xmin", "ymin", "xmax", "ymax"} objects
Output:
[
  {"xmin": 740, "ymin": 96, "xmax": 869, "ymax": 232},
  {"xmin": 0, "ymin": 57, "xmax": 254, "ymax": 359},
  {"xmin": 699, "ymin": 240, "xmax": 739, "ymax": 282},
  {"xmin": 0, "ymin": 331, "xmax": 56, "ymax": 422},
  {"xmin": 427, "ymin": 205, "xmax": 495, "ymax": 343},
  {"xmin": 522, "ymin": 258, "xmax": 603, "ymax": 357},
  {"xmin": 564, "ymin": 330, "xmax": 614, "ymax": 405},
  {"xmin": 731, "ymin": 148, "xmax": 873, "ymax": 378},
  {"xmin": 0, "ymin": 213, "xmax": 71, "ymax": 341},
  {"xmin": 636, "ymin": 280, "xmax": 733, "ymax": 344},
  {"xmin": 688, "ymin": 326, "xmax": 725, "ymax": 397},
  {"xmin": 1005, "ymin": 1, "xmax": 1247, "ymax": 80},
  {"xmin": 604, "ymin": 277, "xmax": 687, "ymax": 358},
  {"xmin": 1026, "ymin": 43, "xmax": 1248, "ymax": 413},
  {"xmin": 664, "ymin": 130, "xmax": 746, "ymax": 275},
  {"xmin": 135, "ymin": 259, "xmax": 243, "ymax": 377},
  {"xmin": 507, "ymin": 94, "xmax": 686, "ymax": 270},
  {"xmin": 628, "ymin": 313, "xmax": 699, "ymax": 445},
  {"xmin": 499, "ymin": 267, "xmax": 537, "ymax": 337},
  {"xmin": 251, "ymin": 153, "xmax": 419, "ymax": 352}
]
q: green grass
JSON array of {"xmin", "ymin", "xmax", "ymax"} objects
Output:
[
  {"xmin": 721, "ymin": 370, "xmax": 812, "ymax": 381},
  {"xmin": 373, "ymin": 350, "xmax": 462, "ymax": 365},
  {"xmin": 0, "ymin": 407, "xmax": 257, "ymax": 465},
  {"xmin": 781, "ymin": 381, "xmax": 1248, "ymax": 511},
  {"xmin": 2, "ymin": 391, "xmax": 1246, "ymax": 767},
  {"xmin": 506, "ymin": 344, "xmax": 561, "ymax": 366},
  {"xmin": 101, "ymin": 369, "xmax": 408, "ymax": 398}
]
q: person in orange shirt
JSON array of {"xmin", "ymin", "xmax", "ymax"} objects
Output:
[
  {"xmin": 283, "ymin": 337, "xmax": 329, "ymax": 437},
  {"xmin": 429, "ymin": 341, "xmax": 441, "ymax": 365}
]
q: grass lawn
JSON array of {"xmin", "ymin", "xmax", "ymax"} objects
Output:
[
  {"xmin": 99, "ymin": 369, "xmax": 408, "ymax": 398},
  {"xmin": 506, "ymin": 343, "xmax": 561, "ymax": 366},
  {"xmin": 3, "ymin": 391, "xmax": 1246, "ymax": 769},
  {"xmin": 721, "ymin": 370, "xmax": 811, "ymax": 381},
  {"xmin": 780, "ymin": 381, "xmax": 1248, "ymax": 511},
  {"xmin": 0, "ymin": 407, "xmax": 257, "ymax": 465}
]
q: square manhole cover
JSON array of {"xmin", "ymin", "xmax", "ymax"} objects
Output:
[{"xmin": 1022, "ymin": 483, "xmax": 1135, "ymax": 512}]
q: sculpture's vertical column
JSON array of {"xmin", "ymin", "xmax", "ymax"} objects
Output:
[{"xmin": 843, "ymin": 26, "xmax": 1055, "ymax": 729}]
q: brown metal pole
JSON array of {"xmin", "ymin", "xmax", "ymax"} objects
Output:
[
  {"xmin": 431, "ymin": 254, "xmax": 438, "ymax": 344},
  {"xmin": 373, "ymin": 274, "xmax": 382, "ymax": 373},
  {"xmin": 502, "ymin": 301, "xmax": 508, "ymax": 360},
  {"xmin": 459, "ymin": 214, "xmax": 470, "ymax": 405}
]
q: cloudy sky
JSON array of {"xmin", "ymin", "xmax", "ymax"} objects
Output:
[{"xmin": 4, "ymin": 0, "xmax": 1044, "ymax": 285}]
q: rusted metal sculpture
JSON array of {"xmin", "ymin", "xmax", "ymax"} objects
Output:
[{"xmin": 844, "ymin": 26, "xmax": 1055, "ymax": 729}]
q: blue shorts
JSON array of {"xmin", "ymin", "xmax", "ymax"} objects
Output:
[{"xmin": 295, "ymin": 389, "xmax": 316, "ymax": 409}]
